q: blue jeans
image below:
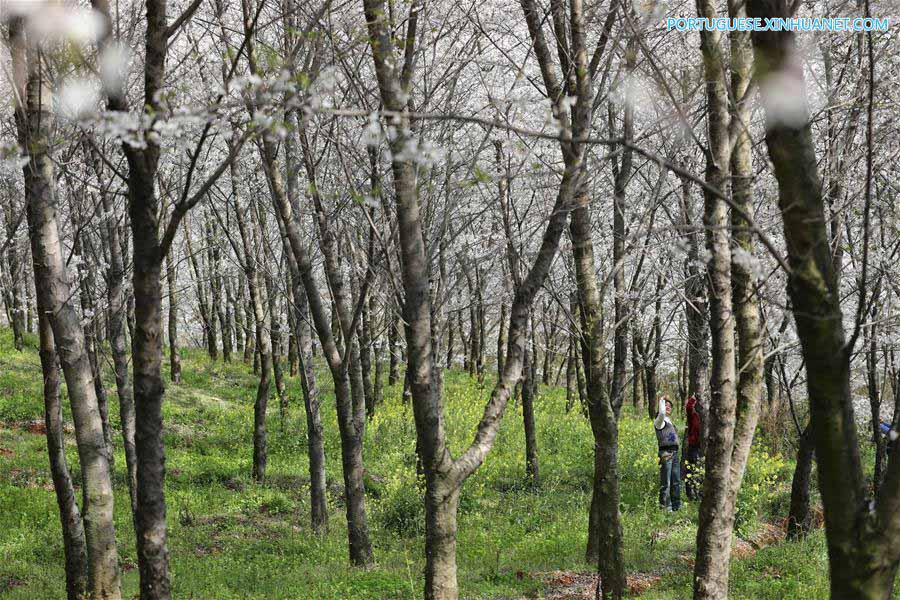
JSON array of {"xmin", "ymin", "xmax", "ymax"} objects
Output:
[{"xmin": 659, "ymin": 448, "xmax": 681, "ymax": 510}]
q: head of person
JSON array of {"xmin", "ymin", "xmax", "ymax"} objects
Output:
[{"xmin": 664, "ymin": 397, "xmax": 673, "ymax": 415}]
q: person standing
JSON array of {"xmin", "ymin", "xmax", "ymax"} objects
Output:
[
  {"xmin": 654, "ymin": 396, "xmax": 681, "ymax": 511},
  {"xmin": 684, "ymin": 395, "xmax": 703, "ymax": 500}
]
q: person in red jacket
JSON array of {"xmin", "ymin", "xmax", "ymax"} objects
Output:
[{"xmin": 684, "ymin": 395, "xmax": 703, "ymax": 500}]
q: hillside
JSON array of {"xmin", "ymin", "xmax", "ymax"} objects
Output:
[{"xmin": 0, "ymin": 327, "xmax": 847, "ymax": 598}]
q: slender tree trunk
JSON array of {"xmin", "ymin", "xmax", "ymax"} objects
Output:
[
  {"xmin": 390, "ymin": 310, "xmax": 401, "ymax": 383},
  {"xmin": 255, "ymin": 90, "xmax": 373, "ymax": 562},
  {"xmin": 631, "ymin": 335, "xmax": 643, "ymax": 413},
  {"xmin": 90, "ymin": 139, "xmax": 139, "ymax": 513},
  {"xmin": 372, "ymin": 296, "xmax": 385, "ymax": 408},
  {"xmin": 249, "ymin": 268, "xmax": 272, "ymax": 482},
  {"xmin": 2, "ymin": 197, "xmax": 25, "ymax": 351},
  {"xmin": 522, "ymin": 329, "xmax": 540, "ymax": 485},
  {"xmin": 166, "ymin": 253, "xmax": 181, "ymax": 384},
  {"xmin": 443, "ymin": 308, "xmax": 453, "ymax": 371},
  {"xmin": 610, "ymin": 38, "xmax": 635, "ymax": 417},
  {"xmin": 71, "ymin": 220, "xmax": 114, "ymax": 466},
  {"xmin": 209, "ymin": 219, "xmax": 232, "ymax": 362},
  {"xmin": 565, "ymin": 340, "xmax": 577, "ymax": 413},
  {"xmin": 267, "ymin": 275, "xmax": 287, "ymax": 429},
  {"xmin": 205, "ymin": 219, "xmax": 224, "ymax": 361},
  {"xmin": 866, "ymin": 320, "xmax": 886, "ymax": 491},
  {"xmin": 276, "ymin": 131, "xmax": 329, "ymax": 531},
  {"xmin": 682, "ymin": 178, "xmax": 710, "ymax": 446},
  {"xmin": 288, "ymin": 326, "xmax": 298, "ymax": 377},
  {"xmin": 38, "ymin": 303, "xmax": 90, "ymax": 600},
  {"xmin": 498, "ymin": 304, "xmax": 508, "ymax": 377},
  {"xmin": 230, "ymin": 278, "xmax": 245, "ymax": 355},
  {"xmin": 691, "ymin": 0, "xmax": 740, "ymax": 593},
  {"xmin": 185, "ymin": 228, "xmax": 215, "ymax": 360},
  {"xmin": 573, "ymin": 185, "xmax": 625, "ymax": 599},
  {"xmin": 359, "ymin": 285, "xmax": 375, "ymax": 417},
  {"xmin": 230, "ymin": 146, "xmax": 272, "ymax": 484},
  {"xmin": 787, "ymin": 425, "xmax": 815, "ymax": 539},
  {"xmin": 295, "ymin": 288, "xmax": 328, "ymax": 531},
  {"xmin": 12, "ymin": 22, "xmax": 122, "ymax": 595}
]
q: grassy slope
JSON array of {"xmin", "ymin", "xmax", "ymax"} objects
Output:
[{"xmin": 0, "ymin": 325, "xmax": 865, "ymax": 599}]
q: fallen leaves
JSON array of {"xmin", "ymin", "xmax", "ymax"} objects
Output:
[
  {"xmin": 534, "ymin": 570, "xmax": 661, "ymax": 598},
  {"xmin": 1, "ymin": 575, "xmax": 26, "ymax": 593}
]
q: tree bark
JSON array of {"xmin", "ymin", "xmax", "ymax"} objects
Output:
[
  {"xmin": 681, "ymin": 177, "xmax": 709, "ymax": 439},
  {"xmin": 166, "ymin": 253, "xmax": 182, "ymax": 384},
  {"xmin": 276, "ymin": 132, "xmax": 330, "ymax": 531},
  {"xmin": 1, "ymin": 194, "xmax": 25, "ymax": 351},
  {"xmin": 210, "ymin": 218, "xmax": 232, "ymax": 362},
  {"xmin": 12, "ymin": 20, "xmax": 121, "ymax": 596},
  {"xmin": 609, "ymin": 38, "xmax": 635, "ymax": 417},
  {"xmin": 229, "ymin": 149, "xmax": 272, "ymax": 484},
  {"xmin": 692, "ymin": 0, "xmax": 739, "ymax": 594},
  {"xmin": 565, "ymin": 340, "xmax": 577, "ymax": 413},
  {"xmin": 787, "ymin": 425, "xmax": 815, "ymax": 539},
  {"xmin": 267, "ymin": 274, "xmax": 288, "ymax": 429},
  {"xmin": 390, "ymin": 309, "xmax": 401, "ymax": 383},
  {"xmin": 522, "ymin": 327, "xmax": 539, "ymax": 486},
  {"xmin": 38, "ymin": 299, "xmax": 90, "ymax": 599}
]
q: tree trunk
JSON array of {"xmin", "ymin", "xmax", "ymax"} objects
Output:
[
  {"xmin": 90, "ymin": 137, "xmax": 139, "ymax": 513},
  {"xmin": 267, "ymin": 275, "xmax": 288, "ymax": 429},
  {"xmin": 359, "ymin": 285, "xmax": 375, "ymax": 417},
  {"xmin": 229, "ymin": 147, "xmax": 272, "ymax": 484},
  {"xmin": 691, "ymin": 0, "xmax": 739, "ymax": 594},
  {"xmin": 2, "ymin": 196, "xmax": 25, "ymax": 351},
  {"xmin": 631, "ymin": 335, "xmax": 643, "ymax": 413},
  {"xmin": 610, "ymin": 38, "xmax": 635, "ymax": 417},
  {"xmin": 296, "ymin": 288, "xmax": 328, "ymax": 531},
  {"xmin": 12, "ymin": 22, "xmax": 121, "ymax": 595},
  {"xmin": 288, "ymin": 326, "xmax": 298, "ymax": 377},
  {"xmin": 129, "ymin": 177, "xmax": 170, "ymax": 599},
  {"xmin": 38, "ymin": 302, "xmax": 90, "ymax": 600},
  {"xmin": 787, "ymin": 425, "xmax": 815, "ymax": 539},
  {"xmin": 522, "ymin": 328, "xmax": 539, "ymax": 486},
  {"xmin": 276, "ymin": 130, "xmax": 330, "ymax": 531},
  {"xmin": 372, "ymin": 297, "xmax": 385, "ymax": 408},
  {"xmin": 166, "ymin": 253, "xmax": 181, "ymax": 384},
  {"xmin": 249, "ymin": 269, "xmax": 272, "ymax": 483},
  {"xmin": 572, "ymin": 186, "xmax": 625, "ymax": 599},
  {"xmin": 390, "ymin": 309, "xmax": 401, "ymax": 383},
  {"xmin": 443, "ymin": 308, "xmax": 454, "ymax": 371},
  {"xmin": 255, "ymin": 91, "xmax": 373, "ymax": 561},
  {"xmin": 682, "ymin": 177, "xmax": 710, "ymax": 446},
  {"xmin": 566, "ymin": 340, "xmax": 576, "ymax": 413},
  {"xmin": 185, "ymin": 226, "xmax": 215, "ymax": 360},
  {"xmin": 231, "ymin": 279, "xmax": 246, "ymax": 356},
  {"xmin": 72, "ymin": 222, "xmax": 114, "ymax": 467},
  {"xmin": 208, "ymin": 219, "xmax": 232, "ymax": 362}
]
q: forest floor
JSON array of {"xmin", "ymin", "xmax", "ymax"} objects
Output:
[{"xmin": 0, "ymin": 326, "xmax": 879, "ymax": 599}]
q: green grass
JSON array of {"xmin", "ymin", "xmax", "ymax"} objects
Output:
[{"xmin": 0, "ymin": 325, "xmax": 886, "ymax": 598}]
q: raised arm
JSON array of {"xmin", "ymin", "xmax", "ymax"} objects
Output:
[{"xmin": 654, "ymin": 397, "xmax": 666, "ymax": 429}]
